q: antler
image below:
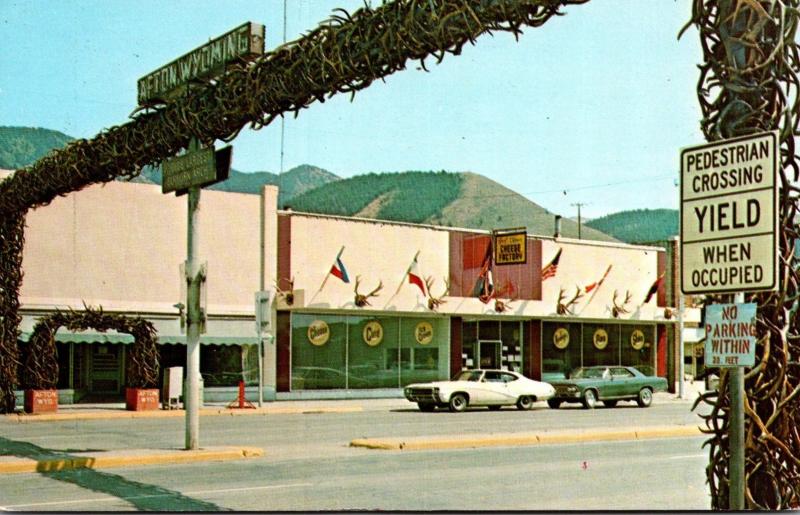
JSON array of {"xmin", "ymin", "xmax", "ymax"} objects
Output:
[
  {"xmin": 425, "ymin": 276, "xmax": 450, "ymax": 311},
  {"xmin": 557, "ymin": 286, "xmax": 584, "ymax": 315},
  {"xmin": 354, "ymin": 276, "xmax": 383, "ymax": 307},
  {"xmin": 611, "ymin": 289, "xmax": 633, "ymax": 318},
  {"xmin": 493, "ymin": 280, "xmax": 518, "ymax": 313},
  {"xmin": 274, "ymin": 276, "xmax": 295, "ymax": 306}
]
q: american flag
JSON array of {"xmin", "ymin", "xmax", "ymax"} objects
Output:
[{"xmin": 541, "ymin": 248, "xmax": 563, "ymax": 281}]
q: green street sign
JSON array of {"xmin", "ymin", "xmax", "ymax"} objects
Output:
[{"xmin": 162, "ymin": 146, "xmax": 231, "ymax": 195}]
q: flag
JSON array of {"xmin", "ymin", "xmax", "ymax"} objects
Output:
[
  {"xmin": 643, "ymin": 273, "xmax": 664, "ymax": 304},
  {"xmin": 541, "ymin": 248, "xmax": 562, "ymax": 281},
  {"xmin": 407, "ymin": 255, "xmax": 426, "ymax": 295},
  {"xmin": 471, "ymin": 240, "xmax": 494, "ymax": 303},
  {"xmin": 330, "ymin": 251, "xmax": 350, "ymax": 283},
  {"xmin": 584, "ymin": 264, "xmax": 612, "ymax": 293}
]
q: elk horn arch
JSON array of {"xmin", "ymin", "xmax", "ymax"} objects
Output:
[{"xmin": 21, "ymin": 306, "xmax": 160, "ymax": 391}]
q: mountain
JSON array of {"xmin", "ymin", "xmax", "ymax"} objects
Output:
[
  {"xmin": 289, "ymin": 171, "xmax": 617, "ymax": 242},
  {"xmin": 141, "ymin": 163, "xmax": 339, "ymax": 205},
  {"xmin": 0, "ymin": 127, "xmax": 73, "ymax": 169},
  {"xmin": 586, "ymin": 208, "xmax": 678, "ymax": 244}
]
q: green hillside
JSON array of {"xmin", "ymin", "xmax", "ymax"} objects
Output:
[
  {"xmin": 288, "ymin": 170, "xmax": 463, "ymax": 223},
  {"xmin": 0, "ymin": 127, "xmax": 73, "ymax": 169},
  {"xmin": 290, "ymin": 170, "xmax": 617, "ymax": 242},
  {"xmin": 586, "ymin": 208, "xmax": 678, "ymax": 244}
]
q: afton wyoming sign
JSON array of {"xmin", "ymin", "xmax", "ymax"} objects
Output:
[
  {"xmin": 704, "ymin": 303, "xmax": 757, "ymax": 367},
  {"xmin": 680, "ymin": 131, "xmax": 778, "ymax": 294}
]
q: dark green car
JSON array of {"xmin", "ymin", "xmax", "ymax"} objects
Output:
[{"xmin": 547, "ymin": 366, "xmax": 668, "ymax": 409}]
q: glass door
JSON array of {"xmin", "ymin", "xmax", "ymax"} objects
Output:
[{"xmin": 478, "ymin": 340, "xmax": 501, "ymax": 369}]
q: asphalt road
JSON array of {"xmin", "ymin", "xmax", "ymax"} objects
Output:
[{"xmin": 0, "ymin": 399, "xmax": 713, "ymax": 511}]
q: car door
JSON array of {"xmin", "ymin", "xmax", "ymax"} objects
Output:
[
  {"xmin": 474, "ymin": 371, "xmax": 509, "ymax": 404},
  {"xmin": 609, "ymin": 367, "xmax": 636, "ymax": 397}
]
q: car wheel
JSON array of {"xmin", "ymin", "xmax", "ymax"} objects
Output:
[
  {"xmin": 547, "ymin": 399, "xmax": 562, "ymax": 409},
  {"xmin": 488, "ymin": 405, "xmax": 502, "ymax": 411},
  {"xmin": 636, "ymin": 387, "xmax": 653, "ymax": 408},
  {"xmin": 582, "ymin": 389, "xmax": 597, "ymax": 409},
  {"xmin": 418, "ymin": 403, "xmax": 436, "ymax": 412},
  {"xmin": 602, "ymin": 400, "xmax": 618, "ymax": 408},
  {"xmin": 448, "ymin": 393, "xmax": 468, "ymax": 413},
  {"xmin": 516, "ymin": 395, "xmax": 534, "ymax": 410}
]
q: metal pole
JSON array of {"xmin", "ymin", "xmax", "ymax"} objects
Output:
[
  {"xmin": 258, "ymin": 190, "xmax": 265, "ymax": 408},
  {"xmin": 678, "ymin": 292, "xmax": 685, "ymax": 399},
  {"xmin": 729, "ymin": 291, "xmax": 745, "ymax": 509},
  {"xmin": 185, "ymin": 139, "xmax": 201, "ymax": 450}
]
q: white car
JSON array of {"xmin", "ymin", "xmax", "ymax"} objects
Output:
[{"xmin": 404, "ymin": 369, "xmax": 555, "ymax": 412}]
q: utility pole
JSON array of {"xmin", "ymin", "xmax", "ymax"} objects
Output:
[{"xmin": 571, "ymin": 202, "xmax": 587, "ymax": 240}]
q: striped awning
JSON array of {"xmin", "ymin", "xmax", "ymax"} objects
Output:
[{"xmin": 19, "ymin": 332, "xmax": 258, "ymax": 346}]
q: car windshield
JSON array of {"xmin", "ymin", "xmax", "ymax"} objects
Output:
[
  {"xmin": 454, "ymin": 371, "xmax": 483, "ymax": 382},
  {"xmin": 570, "ymin": 367, "xmax": 607, "ymax": 379}
]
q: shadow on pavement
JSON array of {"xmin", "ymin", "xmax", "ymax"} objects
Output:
[{"xmin": 0, "ymin": 437, "xmax": 226, "ymax": 511}]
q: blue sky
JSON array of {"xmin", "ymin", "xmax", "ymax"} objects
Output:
[{"xmin": 0, "ymin": 1, "xmax": 703, "ymax": 219}]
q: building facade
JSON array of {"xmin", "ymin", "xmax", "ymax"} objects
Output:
[{"xmin": 3, "ymin": 170, "xmax": 699, "ymax": 403}]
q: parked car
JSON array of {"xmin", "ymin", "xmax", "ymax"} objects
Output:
[
  {"xmin": 547, "ymin": 365, "xmax": 668, "ymax": 409},
  {"xmin": 403, "ymin": 369, "xmax": 555, "ymax": 412}
]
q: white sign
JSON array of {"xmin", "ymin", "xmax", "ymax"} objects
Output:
[
  {"xmin": 704, "ymin": 303, "xmax": 757, "ymax": 367},
  {"xmin": 680, "ymin": 131, "xmax": 779, "ymax": 294}
]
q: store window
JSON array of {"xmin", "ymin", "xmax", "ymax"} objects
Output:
[
  {"xmin": 582, "ymin": 324, "xmax": 620, "ymax": 367},
  {"xmin": 620, "ymin": 325, "xmax": 655, "ymax": 376},
  {"xmin": 400, "ymin": 317, "xmax": 448, "ymax": 385},
  {"xmin": 292, "ymin": 314, "xmax": 347, "ymax": 389},
  {"xmin": 461, "ymin": 321, "xmax": 524, "ymax": 373},
  {"xmin": 201, "ymin": 345, "xmax": 246, "ymax": 387},
  {"xmin": 541, "ymin": 322, "xmax": 580, "ymax": 379},
  {"xmin": 291, "ymin": 314, "xmax": 447, "ymax": 390}
]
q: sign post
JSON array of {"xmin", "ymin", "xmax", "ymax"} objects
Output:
[
  {"xmin": 142, "ymin": 22, "xmax": 264, "ymax": 450},
  {"xmin": 682, "ymin": 131, "xmax": 778, "ymax": 510}
]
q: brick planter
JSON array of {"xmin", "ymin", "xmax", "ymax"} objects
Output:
[
  {"xmin": 125, "ymin": 388, "xmax": 160, "ymax": 411},
  {"xmin": 24, "ymin": 389, "xmax": 58, "ymax": 414}
]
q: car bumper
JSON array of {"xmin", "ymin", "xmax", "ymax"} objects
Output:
[{"xmin": 404, "ymin": 387, "xmax": 443, "ymax": 404}]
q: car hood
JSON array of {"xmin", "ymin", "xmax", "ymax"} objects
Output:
[
  {"xmin": 548, "ymin": 378, "xmax": 600, "ymax": 386},
  {"xmin": 405, "ymin": 380, "xmax": 467, "ymax": 389}
]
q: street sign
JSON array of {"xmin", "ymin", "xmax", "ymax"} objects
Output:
[
  {"xmin": 704, "ymin": 303, "xmax": 757, "ymax": 367},
  {"xmin": 680, "ymin": 131, "xmax": 779, "ymax": 294},
  {"xmin": 162, "ymin": 145, "xmax": 231, "ymax": 195},
  {"xmin": 493, "ymin": 228, "xmax": 527, "ymax": 265},
  {"xmin": 255, "ymin": 290, "xmax": 272, "ymax": 334},
  {"xmin": 137, "ymin": 22, "xmax": 265, "ymax": 105}
]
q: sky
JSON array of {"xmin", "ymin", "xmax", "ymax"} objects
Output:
[{"xmin": 0, "ymin": 0, "xmax": 704, "ymax": 219}]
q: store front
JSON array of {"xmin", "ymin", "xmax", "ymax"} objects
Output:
[
  {"xmin": 460, "ymin": 320, "xmax": 525, "ymax": 372},
  {"xmin": 541, "ymin": 321, "xmax": 657, "ymax": 379},
  {"xmin": 287, "ymin": 313, "xmax": 450, "ymax": 390}
]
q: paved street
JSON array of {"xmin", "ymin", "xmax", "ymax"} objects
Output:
[{"xmin": 0, "ymin": 395, "xmax": 713, "ymax": 510}]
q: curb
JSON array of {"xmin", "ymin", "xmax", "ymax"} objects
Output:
[
  {"xmin": 0, "ymin": 446, "xmax": 264, "ymax": 475},
  {"xmin": 3, "ymin": 406, "xmax": 362, "ymax": 423},
  {"xmin": 349, "ymin": 425, "xmax": 703, "ymax": 451}
]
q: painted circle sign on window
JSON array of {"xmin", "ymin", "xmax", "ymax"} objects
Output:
[
  {"xmin": 415, "ymin": 322, "xmax": 433, "ymax": 345},
  {"xmin": 553, "ymin": 328, "xmax": 570, "ymax": 349},
  {"xmin": 363, "ymin": 320, "xmax": 384, "ymax": 346},
  {"xmin": 630, "ymin": 329, "xmax": 645, "ymax": 350},
  {"xmin": 307, "ymin": 320, "xmax": 330, "ymax": 346},
  {"xmin": 593, "ymin": 328, "xmax": 609, "ymax": 350}
]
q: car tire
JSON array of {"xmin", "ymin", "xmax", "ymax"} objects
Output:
[
  {"xmin": 582, "ymin": 389, "xmax": 597, "ymax": 409},
  {"xmin": 547, "ymin": 399, "xmax": 562, "ymax": 409},
  {"xmin": 516, "ymin": 396, "xmax": 534, "ymax": 410},
  {"xmin": 418, "ymin": 403, "xmax": 436, "ymax": 412},
  {"xmin": 602, "ymin": 400, "xmax": 618, "ymax": 408},
  {"xmin": 488, "ymin": 405, "xmax": 502, "ymax": 411},
  {"xmin": 448, "ymin": 393, "xmax": 468, "ymax": 413},
  {"xmin": 636, "ymin": 387, "xmax": 653, "ymax": 408}
]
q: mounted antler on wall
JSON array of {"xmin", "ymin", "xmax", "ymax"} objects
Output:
[
  {"xmin": 275, "ymin": 276, "xmax": 295, "ymax": 306},
  {"xmin": 557, "ymin": 286, "xmax": 583, "ymax": 315},
  {"xmin": 354, "ymin": 276, "xmax": 383, "ymax": 307},
  {"xmin": 611, "ymin": 290, "xmax": 632, "ymax": 318},
  {"xmin": 425, "ymin": 276, "xmax": 449, "ymax": 311},
  {"xmin": 492, "ymin": 280, "xmax": 517, "ymax": 313}
]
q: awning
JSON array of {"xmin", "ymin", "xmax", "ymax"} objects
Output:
[{"xmin": 18, "ymin": 332, "xmax": 258, "ymax": 346}]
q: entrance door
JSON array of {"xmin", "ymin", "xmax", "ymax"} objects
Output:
[
  {"xmin": 90, "ymin": 344, "xmax": 121, "ymax": 394},
  {"xmin": 478, "ymin": 340, "xmax": 501, "ymax": 369}
]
